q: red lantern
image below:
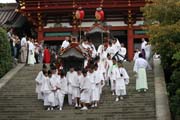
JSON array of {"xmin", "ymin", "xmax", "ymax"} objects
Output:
[
  {"xmin": 75, "ymin": 9, "xmax": 85, "ymax": 20},
  {"xmin": 95, "ymin": 8, "xmax": 104, "ymax": 21}
]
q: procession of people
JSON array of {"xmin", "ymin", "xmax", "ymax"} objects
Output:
[{"xmin": 34, "ymin": 36, "xmax": 152, "ymax": 111}]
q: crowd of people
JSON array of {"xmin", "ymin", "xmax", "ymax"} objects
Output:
[{"xmin": 34, "ymin": 36, "xmax": 152, "ymax": 111}]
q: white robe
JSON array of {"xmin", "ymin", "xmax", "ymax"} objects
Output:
[
  {"xmin": 118, "ymin": 47, "xmax": 127, "ymax": 61},
  {"xmin": 133, "ymin": 51, "xmax": 141, "ymax": 61},
  {"xmin": 53, "ymin": 76, "xmax": 67, "ymax": 108},
  {"xmin": 108, "ymin": 64, "xmax": 118, "ymax": 91},
  {"xmin": 112, "ymin": 41, "xmax": 121, "ymax": 55},
  {"xmin": 61, "ymin": 40, "xmax": 70, "ymax": 49},
  {"xmin": 35, "ymin": 71, "xmax": 44, "ymax": 100},
  {"xmin": 71, "ymin": 73, "xmax": 80, "ymax": 98},
  {"xmin": 41, "ymin": 76, "xmax": 54, "ymax": 106},
  {"xmin": 105, "ymin": 59, "xmax": 113, "ymax": 81},
  {"xmin": 144, "ymin": 44, "xmax": 151, "ymax": 61},
  {"xmin": 28, "ymin": 42, "xmax": 36, "ymax": 65},
  {"xmin": 115, "ymin": 67, "xmax": 129, "ymax": 96},
  {"xmin": 141, "ymin": 40, "xmax": 147, "ymax": 50},
  {"xmin": 80, "ymin": 76, "xmax": 91, "ymax": 103},
  {"xmin": 133, "ymin": 58, "xmax": 151, "ymax": 90},
  {"xmin": 92, "ymin": 70, "xmax": 102, "ymax": 101}
]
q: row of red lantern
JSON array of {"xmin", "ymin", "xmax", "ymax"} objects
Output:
[{"xmin": 75, "ymin": 8, "xmax": 104, "ymax": 21}]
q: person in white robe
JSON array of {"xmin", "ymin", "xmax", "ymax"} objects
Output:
[
  {"xmin": 89, "ymin": 40, "xmax": 97, "ymax": 58},
  {"xmin": 111, "ymin": 38, "xmax": 121, "ymax": 55},
  {"xmin": 92, "ymin": 64, "xmax": 104, "ymax": 107},
  {"xmin": 76, "ymin": 69, "xmax": 83, "ymax": 108},
  {"xmin": 71, "ymin": 70, "xmax": 80, "ymax": 108},
  {"xmin": 144, "ymin": 42, "xmax": 152, "ymax": 61},
  {"xmin": 115, "ymin": 62, "xmax": 129, "ymax": 101},
  {"xmin": 41, "ymin": 70, "xmax": 55, "ymax": 111},
  {"xmin": 107, "ymin": 58, "xmax": 118, "ymax": 95},
  {"xmin": 106, "ymin": 41, "xmax": 114, "ymax": 58},
  {"xmin": 118, "ymin": 43, "xmax": 127, "ymax": 61},
  {"xmin": 66, "ymin": 66, "xmax": 78, "ymax": 105},
  {"xmin": 133, "ymin": 48, "xmax": 141, "ymax": 61},
  {"xmin": 133, "ymin": 53, "xmax": 152, "ymax": 92},
  {"xmin": 51, "ymin": 71, "xmax": 67, "ymax": 111},
  {"xmin": 61, "ymin": 36, "xmax": 70, "ymax": 50},
  {"xmin": 80, "ymin": 69, "xmax": 91, "ymax": 110},
  {"xmin": 105, "ymin": 54, "xmax": 113, "ymax": 86},
  {"xmin": 141, "ymin": 38, "xmax": 147, "ymax": 59},
  {"xmin": 35, "ymin": 64, "xmax": 48, "ymax": 100},
  {"xmin": 27, "ymin": 39, "xmax": 36, "ymax": 65}
]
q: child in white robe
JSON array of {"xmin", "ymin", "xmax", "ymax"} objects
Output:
[
  {"xmin": 108, "ymin": 58, "xmax": 118, "ymax": 95},
  {"xmin": 115, "ymin": 61, "xmax": 129, "ymax": 101},
  {"xmin": 53, "ymin": 71, "xmax": 67, "ymax": 110},
  {"xmin": 35, "ymin": 64, "xmax": 48, "ymax": 100},
  {"xmin": 93, "ymin": 64, "xmax": 103, "ymax": 107},
  {"xmin": 41, "ymin": 70, "xmax": 55, "ymax": 111},
  {"xmin": 80, "ymin": 69, "xmax": 91, "ymax": 110},
  {"xmin": 66, "ymin": 66, "xmax": 78, "ymax": 106},
  {"xmin": 71, "ymin": 69, "xmax": 80, "ymax": 108},
  {"xmin": 105, "ymin": 54, "xmax": 113, "ymax": 86},
  {"xmin": 76, "ymin": 69, "xmax": 83, "ymax": 108}
]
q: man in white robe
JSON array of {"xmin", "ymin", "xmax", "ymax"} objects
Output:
[
  {"xmin": 108, "ymin": 58, "xmax": 118, "ymax": 95},
  {"xmin": 118, "ymin": 43, "xmax": 127, "ymax": 61},
  {"xmin": 141, "ymin": 38, "xmax": 147, "ymax": 59},
  {"xmin": 133, "ymin": 53, "xmax": 151, "ymax": 92},
  {"xmin": 66, "ymin": 67, "xmax": 78, "ymax": 105},
  {"xmin": 144, "ymin": 43, "xmax": 152, "ymax": 61},
  {"xmin": 27, "ymin": 39, "xmax": 36, "ymax": 65},
  {"xmin": 20, "ymin": 36, "xmax": 27, "ymax": 63},
  {"xmin": 61, "ymin": 36, "xmax": 70, "ymax": 50},
  {"xmin": 133, "ymin": 48, "xmax": 141, "ymax": 61},
  {"xmin": 51, "ymin": 71, "xmax": 67, "ymax": 110},
  {"xmin": 80, "ymin": 69, "xmax": 91, "ymax": 110},
  {"xmin": 112, "ymin": 38, "xmax": 121, "ymax": 55},
  {"xmin": 35, "ymin": 64, "xmax": 48, "ymax": 100},
  {"xmin": 115, "ymin": 62, "xmax": 129, "ymax": 101},
  {"xmin": 41, "ymin": 70, "xmax": 55, "ymax": 111}
]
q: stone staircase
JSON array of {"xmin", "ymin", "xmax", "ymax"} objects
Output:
[{"xmin": 0, "ymin": 62, "xmax": 156, "ymax": 120}]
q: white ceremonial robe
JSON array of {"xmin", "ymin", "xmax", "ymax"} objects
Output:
[
  {"xmin": 28, "ymin": 42, "xmax": 36, "ymax": 65},
  {"xmin": 61, "ymin": 40, "xmax": 70, "ymax": 49},
  {"xmin": 133, "ymin": 58, "xmax": 151, "ymax": 90},
  {"xmin": 92, "ymin": 70, "xmax": 102, "ymax": 101},
  {"xmin": 108, "ymin": 64, "xmax": 118, "ymax": 91},
  {"xmin": 35, "ymin": 71, "xmax": 44, "ymax": 100},
  {"xmin": 115, "ymin": 67, "xmax": 129, "ymax": 96},
  {"xmin": 71, "ymin": 73, "xmax": 81, "ymax": 99},
  {"xmin": 54, "ymin": 76, "xmax": 68, "ymax": 108},
  {"xmin": 66, "ymin": 71, "xmax": 78, "ymax": 104},
  {"xmin": 112, "ymin": 41, "xmax": 121, "ymax": 55},
  {"xmin": 41, "ymin": 76, "xmax": 54, "ymax": 106},
  {"xmin": 105, "ymin": 59, "xmax": 113, "ymax": 81},
  {"xmin": 133, "ymin": 51, "xmax": 141, "ymax": 61},
  {"xmin": 80, "ymin": 76, "xmax": 91, "ymax": 103},
  {"xmin": 49, "ymin": 74, "xmax": 60, "ymax": 106},
  {"xmin": 141, "ymin": 40, "xmax": 147, "ymax": 50},
  {"xmin": 118, "ymin": 47, "xmax": 127, "ymax": 61},
  {"xmin": 144, "ymin": 44, "xmax": 151, "ymax": 61},
  {"xmin": 106, "ymin": 46, "xmax": 115, "ymax": 58}
]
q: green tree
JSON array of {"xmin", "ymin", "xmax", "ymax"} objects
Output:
[
  {"xmin": 0, "ymin": 27, "xmax": 13, "ymax": 78},
  {"xmin": 142, "ymin": 0, "xmax": 180, "ymax": 119}
]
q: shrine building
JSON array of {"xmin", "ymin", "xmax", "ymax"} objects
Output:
[{"xmin": 16, "ymin": 0, "xmax": 152, "ymax": 60}]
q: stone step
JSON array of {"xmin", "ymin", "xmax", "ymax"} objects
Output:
[{"xmin": 0, "ymin": 63, "xmax": 156, "ymax": 120}]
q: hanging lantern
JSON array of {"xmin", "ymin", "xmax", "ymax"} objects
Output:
[
  {"xmin": 95, "ymin": 7, "xmax": 104, "ymax": 21},
  {"xmin": 75, "ymin": 7, "xmax": 85, "ymax": 20}
]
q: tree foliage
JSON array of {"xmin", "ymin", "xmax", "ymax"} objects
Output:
[
  {"xmin": 142, "ymin": 0, "xmax": 180, "ymax": 118},
  {"xmin": 0, "ymin": 27, "xmax": 13, "ymax": 78}
]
